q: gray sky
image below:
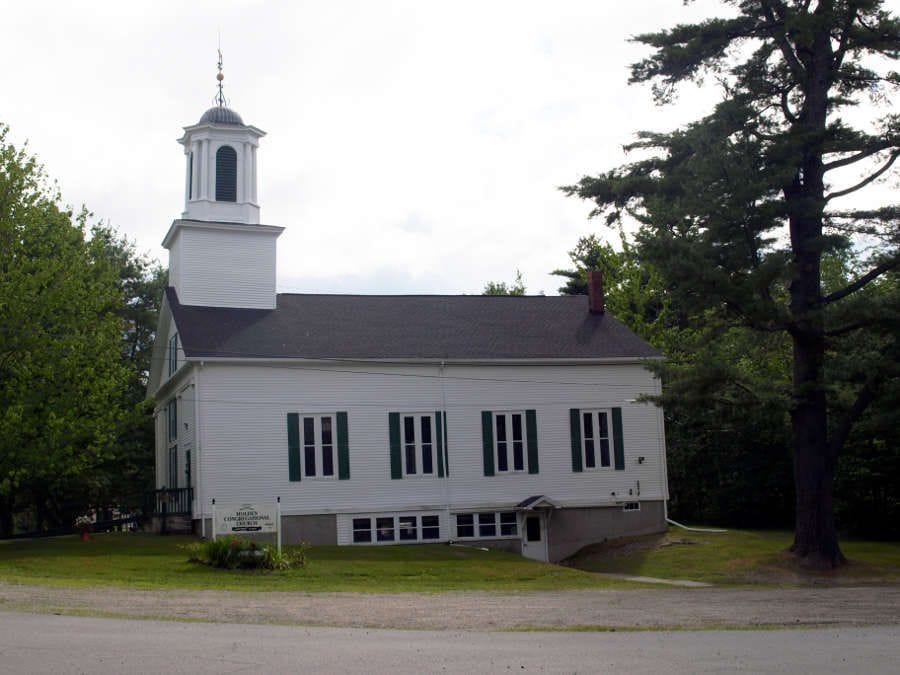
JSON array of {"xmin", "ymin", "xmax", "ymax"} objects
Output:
[{"xmin": 3, "ymin": 0, "xmax": 728, "ymax": 295}]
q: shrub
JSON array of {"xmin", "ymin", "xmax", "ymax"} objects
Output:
[{"xmin": 187, "ymin": 537, "xmax": 308, "ymax": 570}]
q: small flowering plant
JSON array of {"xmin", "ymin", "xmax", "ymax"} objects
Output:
[{"xmin": 186, "ymin": 536, "xmax": 308, "ymax": 571}]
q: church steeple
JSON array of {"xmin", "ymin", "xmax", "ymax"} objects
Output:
[
  {"xmin": 163, "ymin": 54, "xmax": 283, "ymax": 310},
  {"xmin": 177, "ymin": 53, "xmax": 265, "ymax": 224}
]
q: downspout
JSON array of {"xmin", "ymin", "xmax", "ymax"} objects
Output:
[{"xmin": 195, "ymin": 362, "xmax": 204, "ymax": 538}]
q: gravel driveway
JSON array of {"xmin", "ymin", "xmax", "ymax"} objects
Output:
[{"xmin": 1, "ymin": 582, "xmax": 898, "ymax": 630}]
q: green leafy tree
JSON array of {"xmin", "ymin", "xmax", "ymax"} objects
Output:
[
  {"xmin": 0, "ymin": 124, "xmax": 130, "ymax": 533},
  {"xmin": 89, "ymin": 227, "xmax": 167, "ymax": 513},
  {"xmin": 565, "ymin": 2, "xmax": 900, "ymax": 566},
  {"xmin": 551, "ymin": 232, "xmax": 674, "ymax": 345},
  {"xmin": 483, "ymin": 269, "xmax": 527, "ymax": 296}
]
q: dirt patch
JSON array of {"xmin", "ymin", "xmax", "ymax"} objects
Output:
[
  {"xmin": 563, "ymin": 532, "xmax": 702, "ymax": 563},
  {"xmin": 1, "ymin": 582, "xmax": 898, "ymax": 630}
]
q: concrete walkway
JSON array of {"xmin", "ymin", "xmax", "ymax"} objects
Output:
[{"xmin": 591, "ymin": 572, "xmax": 711, "ymax": 587}]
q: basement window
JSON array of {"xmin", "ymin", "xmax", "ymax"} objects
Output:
[
  {"xmin": 622, "ymin": 502, "xmax": 641, "ymax": 512},
  {"xmin": 352, "ymin": 518, "xmax": 372, "ymax": 543},
  {"xmin": 454, "ymin": 511, "xmax": 518, "ymax": 539},
  {"xmin": 350, "ymin": 513, "xmax": 442, "ymax": 544}
]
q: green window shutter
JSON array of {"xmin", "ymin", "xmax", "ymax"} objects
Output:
[
  {"xmin": 569, "ymin": 409, "xmax": 583, "ymax": 473},
  {"xmin": 443, "ymin": 412, "xmax": 450, "ymax": 477},
  {"xmin": 287, "ymin": 413, "xmax": 301, "ymax": 482},
  {"xmin": 435, "ymin": 411, "xmax": 445, "ymax": 478},
  {"xmin": 481, "ymin": 411, "xmax": 495, "ymax": 476},
  {"xmin": 612, "ymin": 407, "xmax": 625, "ymax": 471},
  {"xmin": 525, "ymin": 409, "xmax": 539, "ymax": 474},
  {"xmin": 389, "ymin": 412, "xmax": 402, "ymax": 479},
  {"xmin": 337, "ymin": 412, "xmax": 351, "ymax": 480}
]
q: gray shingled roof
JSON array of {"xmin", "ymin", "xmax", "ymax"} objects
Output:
[{"xmin": 166, "ymin": 287, "xmax": 661, "ymax": 361}]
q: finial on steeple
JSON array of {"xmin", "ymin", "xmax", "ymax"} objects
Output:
[{"xmin": 214, "ymin": 46, "xmax": 227, "ymax": 107}]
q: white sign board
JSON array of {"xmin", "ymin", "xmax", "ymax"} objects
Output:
[{"xmin": 215, "ymin": 503, "xmax": 277, "ymax": 536}]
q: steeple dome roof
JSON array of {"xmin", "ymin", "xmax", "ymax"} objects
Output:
[{"xmin": 198, "ymin": 106, "xmax": 244, "ymax": 125}]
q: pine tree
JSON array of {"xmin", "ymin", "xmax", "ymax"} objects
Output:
[{"xmin": 565, "ymin": 1, "xmax": 900, "ymax": 567}]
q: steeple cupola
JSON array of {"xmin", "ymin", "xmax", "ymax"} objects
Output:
[
  {"xmin": 163, "ymin": 53, "xmax": 283, "ymax": 310},
  {"xmin": 177, "ymin": 53, "xmax": 265, "ymax": 224}
]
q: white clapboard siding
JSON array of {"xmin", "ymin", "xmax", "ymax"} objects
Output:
[
  {"xmin": 192, "ymin": 361, "xmax": 668, "ymax": 519},
  {"xmin": 169, "ymin": 224, "xmax": 278, "ymax": 309}
]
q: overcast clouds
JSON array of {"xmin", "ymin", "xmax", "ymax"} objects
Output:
[{"xmin": 2, "ymin": 1, "xmax": 728, "ymax": 295}]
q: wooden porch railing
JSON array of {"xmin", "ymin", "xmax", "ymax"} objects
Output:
[{"xmin": 145, "ymin": 487, "xmax": 193, "ymax": 516}]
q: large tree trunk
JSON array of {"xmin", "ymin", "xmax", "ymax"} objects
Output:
[
  {"xmin": 788, "ymin": 328, "xmax": 846, "ymax": 567},
  {"xmin": 783, "ymin": 4, "xmax": 847, "ymax": 568},
  {"xmin": 785, "ymin": 198, "xmax": 847, "ymax": 568},
  {"xmin": 787, "ymin": 234, "xmax": 846, "ymax": 567}
]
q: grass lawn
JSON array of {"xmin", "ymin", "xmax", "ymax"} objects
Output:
[
  {"xmin": 0, "ymin": 533, "xmax": 638, "ymax": 593},
  {"xmin": 564, "ymin": 527, "xmax": 900, "ymax": 586}
]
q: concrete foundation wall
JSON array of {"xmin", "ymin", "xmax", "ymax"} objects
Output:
[
  {"xmin": 547, "ymin": 501, "xmax": 666, "ymax": 562},
  {"xmin": 192, "ymin": 514, "xmax": 337, "ymax": 545},
  {"xmin": 454, "ymin": 538, "xmax": 522, "ymax": 556},
  {"xmin": 190, "ymin": 505, "xmax": 664, "ymax": 561},
  {"xmin": 282, "ymin": 514, "xmax": 337, "ymax": 545}
]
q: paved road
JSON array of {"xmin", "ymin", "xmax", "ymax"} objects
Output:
[{"xmin": 0, "ymin": 612, "xmax": 898, "ymax": 674}]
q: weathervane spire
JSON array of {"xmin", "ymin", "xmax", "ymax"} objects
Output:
[{"xmin": 214, "ymin": 45, "xmax": 227, "ymax": 107}]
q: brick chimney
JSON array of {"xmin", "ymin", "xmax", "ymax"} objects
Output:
[{"xmin": 587, "ymin": 270, "xmax": 605, "ymax": 315}]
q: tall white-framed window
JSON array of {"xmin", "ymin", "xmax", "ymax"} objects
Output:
[
  {"xmin": 301, "ymin": 414, "xmax": 336, "ymax": 479},
  {"xmin": 167, "ymin": 333, "xmax": 178, "ymax": 377},
  {"xmin": 494, "ymin": 412, "xmax": 525, "ymax": 473},
  {"xmin": 581, "ymin": 409, "xmax": 612, "ymax": 469},
  {"xmin": 401, "ymin": 413, "xmax": 436, "ymax": 476},
  {"xmin": 166, "ymin": 398, "xmax": 178, "ymax": 488}
]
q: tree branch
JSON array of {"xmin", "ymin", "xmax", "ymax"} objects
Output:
[
  {"xmin": 760, "ymin": 0, "xmax": 807, "ymax": 80},
  {"xmin": 823, "ymin": 143, "xmax": 897, "ymax": 172},
  {"xmin": 828, "ymin": 374, "xmax": 883, "ymax": 459},
  {"xmin": 780, "ymin": 86, "xmax": 799, "ymax": 124},
  {"xmin": 822, "ymin": 256, "xmax": 900, "ymax": 304},
  {"xmin": 824, "ymin": 322, "xmax": 866, "ymax": 337},
  {"xmin": 825, "ymin": 150, "xmax": 900, "ymax": 202},
  {"xmin": 831, "ymin": 5, "xmax": 858, "ymax": 72}
]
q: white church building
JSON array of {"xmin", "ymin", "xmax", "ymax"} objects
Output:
[{"xmin": 147, "ymin": 77, "xmax": 669, "ymax": 563}]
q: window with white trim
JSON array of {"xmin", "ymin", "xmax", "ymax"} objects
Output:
[
  {"xmin": 580, "ymin": 409, "xmax": 612, "ymax": 469},
  {"xmin": 166, "ymin": 399, "xmax": 178, "ymax": 488},
  {"xmin": 494, "ymin": 412, "xmax": 525, "ymax": 473},
  {"xmin": 167, "ymin": 333, "xmax": 178, "ymax": 377},
  {"xmin": 401, "ymin": 413, "xmax": 436, "ymax": 476},
  {"xmin": 350, "ymin": 514, "xmax": 441, "ymax": 544},
  {"xmin": 301, "ymin": 414, "xmax": 336, "ymax": 478},
  {"xmin": 454, "ymin": 511, "xmax": 518, "ymax": 539},
  {"xmin": 352, "ymin": 518, "xmax": 372, "ymax": 543},
  {"xmin": 499, "ymin": 511, "xmax": 518, "ymax": 535},
  {"xmin": 421, "ymin": 515, "xmax": 440, "ymax": 539},
  {"xmin": 375, "ymin": 516, "xmax": 394, "ymax": 542},
  {"xmin": 622, "ymin": 501, "xmax": 641, "ymax": 512}
]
